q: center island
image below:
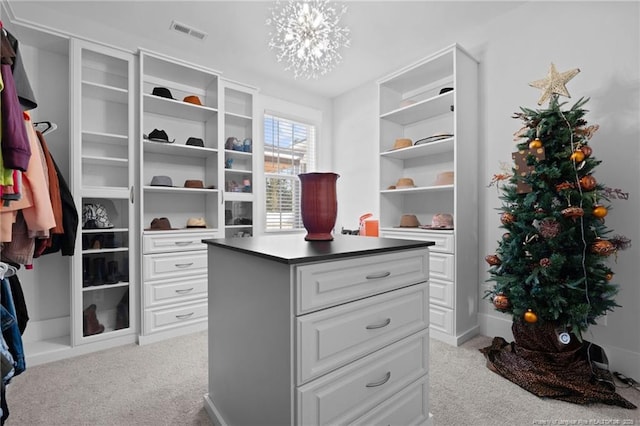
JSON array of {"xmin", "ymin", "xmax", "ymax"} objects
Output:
[{"xmin": 203, "ymin": 234, "xmax": 434, "ymax": 425}]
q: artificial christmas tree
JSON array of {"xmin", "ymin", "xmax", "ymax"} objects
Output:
[{"xmin": 481, "ymin": 64, "xmax": 635, "ymax": 408}]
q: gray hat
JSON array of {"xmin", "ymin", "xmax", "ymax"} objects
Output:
[{"xmin": 150, "ymin": 175, "xmax": 174, "ymax": 187}]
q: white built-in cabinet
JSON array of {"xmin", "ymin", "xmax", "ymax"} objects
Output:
[
  {"xmin": 70, "ymin": 39, "xmax": 137, "ymax": 347},
  {"xmin": 138, "ymin": 51, "xmax": 257, "ymax": 343},
  {"xmin": 378, "ymin": 44, "xmax": 480, "ymax": 346}
]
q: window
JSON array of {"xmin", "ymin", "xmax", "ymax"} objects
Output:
[{"xmin": 264, "ymin": 114, "xmax": 316, "ymax": 231}]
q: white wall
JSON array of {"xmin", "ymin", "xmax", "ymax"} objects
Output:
[{"xmin": 333, "ymin": 1, "xmax": 640, "ymax": 377}]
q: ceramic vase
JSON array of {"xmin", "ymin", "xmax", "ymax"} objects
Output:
[{"xmin": 298, "ymin": 172, "xmax": 339, "ymax": 241}]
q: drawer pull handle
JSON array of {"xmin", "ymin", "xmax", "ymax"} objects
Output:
[
  {"xmin": 365, "ymin": 318, "xmax": 391, "ymax": 330},
  {"xmin": 366, "ymin": 371, "xmax": 391, "ymax": 388},
  {"xmin": 175, "ymin": 312, "xmax": 194, "ymax": 320},
  {"xmin": 174, "ymin": 241, "xmax": 194, "ymax": 246},
  {"xmin": 175, "ymin": 288, "xmax": 194, "ymax": 294},
  {"xmin": 174, "ymin": 262, "xmax": 194, "ymax": 268},
  {"xmin": 365, "ymin": 271, "xmax": 391, "ymax": 280}
]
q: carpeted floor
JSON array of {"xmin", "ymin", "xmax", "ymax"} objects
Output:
[{"xmin": 4, "ymin": 331, "xmax": 639, "ymax": 425}]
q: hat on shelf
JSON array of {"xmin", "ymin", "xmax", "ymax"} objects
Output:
[
  {"xmin": 434, "ymin": 171, "xmax": 454, "ymax": 186},
  {"xmin": 394, "ymin": 177, "xmax": 416, "ymax": 189},
  {"xmin": 439, "ymin": 87, "xmax": 453, "ymax": 95},
  {"xmin": 150, "ymin": 175, "xmax": 174, "ymax": 187},
  {"xmin": 183, "ymin": 95, "xmax": 203, "ymax": 106},
  {"xmin": 420, "ymin": 213, "xmax": 454, "ymax": 229},
  {"xmin": 185, "ymin": 137, "xmax": 204, "ymax": 147},
  {"xmin": 414, "ymin": 132, "xmax": 454, "ymax": 145},
  {"xmin": 152, "ymin": 87, "xmax": 174, "ymax": 99},
  {"xmin": 82, "ymin": 203, "xmax": 114, "ymax": 229},
  {"xmin": 184, "ymin": 179, "xmax": 204, "ymax": 189},
  {"xmin": 399, "ymin": 214, "xmax": 420, "ymax": 228},
  {"xmin": 186, "ymin": 217, "xmax": 207, "ymax": 228},
  {"xmin": 146, "ymin": 217, "xmax": 176, "ymax": 231},
  {"xmin": 391, "ymin": 138, "xmax": 412, "ymax": 150},
  {"xmin": 146, "ymin": 129, "xmax": 175, "ymax": 143}
]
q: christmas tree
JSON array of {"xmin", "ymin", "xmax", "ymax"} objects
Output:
[
  {"xmin": 481, "ymin": 64, "xmax": 635, "ymax": 408},
  {"xmin": 485, "ymin": 63, "xmax": 630, "ymax": 338}
]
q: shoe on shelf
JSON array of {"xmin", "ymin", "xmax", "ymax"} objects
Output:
[
  {"xmin": 83, "ymin": 304, "xmax": 105, "ymax": 336},
  {"xmin": 105, "ymin": 261, "xmax": 119, "ymax": 285},
  {"xmin": 83, "ymin": 258, "xmax": 92, "ymax": 288},
  {"xmin": 90, "ymin": 234, "xmax": 104, "ymax": 250},
  {"xmin": 115, "ymin": 290, "xmax": 129, "ymax": 330},
  {"xmin": 92, "ymin": 257, "xmax": 106, "ymax": 286}
]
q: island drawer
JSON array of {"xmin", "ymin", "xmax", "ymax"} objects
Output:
[{"xmin": 296, "ymin": 249, "xmax": 429, "ymax": 314}]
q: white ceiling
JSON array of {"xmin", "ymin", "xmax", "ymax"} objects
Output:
[{"xmin": 7, "ymin": 1, "xmax": 527, "ymax": 98}]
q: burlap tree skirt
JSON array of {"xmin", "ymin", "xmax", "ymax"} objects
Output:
[{"xmin": 480, "ymin": 321, "xmax": 637, "ymax": 409}]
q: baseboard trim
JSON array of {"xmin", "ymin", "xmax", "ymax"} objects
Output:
[
  {"xmin": 203, "ymin": 393, "xmax": 228, "ymax": 426},
  {"xmin": 138, "ymin": 322, "xmax": 208, "ymax": 346},
  {"xmin": 430, "ymin": 325, "xmax": 480, "ymax": 346}
]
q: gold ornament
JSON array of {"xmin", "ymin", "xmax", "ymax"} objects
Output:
[
  {"xmin": 529, "ymin": 63, "xmax": 581, "ymax": 106},
  {"xmin": 485, "ymin": 254, "xmax": 501, "ymax": 266},
  {"xmin": 501, "ymin": 212, "xmax": 515, "ymax": 225},
  {"xmin": 570, "ymin": 150, "xmax": 585, "ymax": 163},
  {"xmin": 605, "ymin": 272, "xmax": 614, "ymax": 281},
  {"xmin": 592, "ymin": 205, "xmax": 608, "ymax": 219},
  {"xmin": 524, "ymin": 309, "xmax": 538, "ymax": 323},
  {"xmin": 529, "ymin": 138, "xmax": 543, "ymax": 149},
  {"xmin": 561, "ymin": 206, "xmax": 584, "ymax": 220}
]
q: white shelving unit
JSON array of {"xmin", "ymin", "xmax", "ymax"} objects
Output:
[
  {"xmin": 378, "ymin": 43, "xmax": 480, "ymax": 346},
  {"xmin": 71, "ymin": 39, "xmax": 138, "ymax": 347},
  {"xmin": 138, "ymin": 49, "xmax": 222, "ymax": 343},
  {"xmin": 221, "ymin": 78, "xmax": 257, "ymax": 238}
]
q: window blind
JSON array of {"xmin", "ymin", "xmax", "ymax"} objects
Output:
[{"xmin": 264, "ymin": 114, "xmax": 316, "ymax": 231}]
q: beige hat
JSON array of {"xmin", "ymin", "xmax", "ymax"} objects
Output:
[
  {"xmin": 434, "ymin": 171, "xmax": 454, "ymax": 186},
  {"xmin": 186, "ymin": 217, "xmax": 207, "ymax": 228},
  {"xmin": 395, "ymin": 177, "xmax": 416, "ymax": 189},
  {"xmin": 392, "ymin": 138, "xmax": 412, "ymax": 150},
  {"xmin": 399, "ymin": 214, "xmax": 420, "ymax": 228}
]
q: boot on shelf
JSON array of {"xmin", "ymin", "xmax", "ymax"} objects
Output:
[
  {"xmin": 83, "ymin": 304, "xmax": 105, "ymax": 336},
  {"xmin": 115, "ymin": 290, "xmax": 129, "ymax": 330},
  {"xmin": 83, "ymin": 257, "xmax": 92, "ymax": 288},
  {"xmin": 92, "ymin": 257, "xmax": 106, "ymax": 286},
  {"xmin": 90, "ymin": 234, "xmax": 104, "ymax": 250},
  {"xmin": 105, "ymin": 260, "xmax": 119, "ymax": 285}
]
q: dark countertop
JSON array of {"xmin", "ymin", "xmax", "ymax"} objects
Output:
[{"xmin": 203, "ymin": 234, "xmax": 434, "ymax": 265}]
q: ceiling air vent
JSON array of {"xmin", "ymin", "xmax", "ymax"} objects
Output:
[{"xmin": 169, "ymin": 20, "xmax": 208, "ymax": 41}]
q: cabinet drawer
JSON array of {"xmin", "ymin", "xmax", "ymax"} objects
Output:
[
  {"xmin": 429, "ymin": 278, "xmax": 453, "ymax": 308},
  {"xmin": 143, "ymin": 300, "xmax": 208, "ymax": 334},
  {"xmin": 297, "ymin": 283, "xmax": 428, "ymax": 384},
  {"xmin": 143, "ymin": 250, "xmax": 208, "ymax": 280},
  {"xmin": 296, "ymin": 249, "xmax": 429, "ymax": 314},
  {"xmin": 144, "ymin": 275, "xmax": 207, "ymax": 307},
  {"xmin": 143, "ymin": 231, "xmax": 218, "ymax": 254},
  {"xmin": 381, "ymin": 229, "xmax": 453, "ymax": 254},
  {"xmin": 429, "ymin": 252, "xmax": 454, "ymax": 281},
  {"xmin": 429, "ymin": 304, "xmax": 453, "ymax": 334},
  {"xmin": 297, "ymin": 329, "xmax": 429, "ymax": 426},
  {"xmin": 351, "ymin": 375, "xmax": 430, "ymax": 426}
]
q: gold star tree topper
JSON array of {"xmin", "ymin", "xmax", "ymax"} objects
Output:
[{"xmin": 529, "ymin": 63, "xmax": 581, "ymax": 105}]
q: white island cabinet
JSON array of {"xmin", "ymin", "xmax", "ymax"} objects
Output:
[{"xmin": 203, "ymin": 235, "xmax": 433, "ymax": 425}]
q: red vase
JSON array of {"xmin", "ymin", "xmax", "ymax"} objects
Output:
[{"xmin": 299, "ymin": 172, "xmax": 339, "ymax": 241}]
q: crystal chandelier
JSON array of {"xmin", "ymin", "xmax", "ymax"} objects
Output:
[{"xmin": 267, "ymin": 0, "xmax": 350, "ymax": 79}]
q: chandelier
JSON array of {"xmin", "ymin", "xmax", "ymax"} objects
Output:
[{"xmin": 267, "ymin": 0, "xmax": 350, "ymax": 79}]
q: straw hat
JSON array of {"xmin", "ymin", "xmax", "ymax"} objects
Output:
[
  {"xmin": 399, "ymin": 214, "xmax": 420, "ymax": 228},
  {"xmin": 395, "ymin": 177, "xmax": 416, "ymax": 189},
  {"xmin": 434, "ymin": 171, "xmax": 454, "ymax": 186},
  {"xmin": 392, "ymin": 138, "xmax": 412, "ymax": 150}
]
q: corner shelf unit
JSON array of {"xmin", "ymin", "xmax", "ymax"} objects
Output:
[{"xmin": 377, "ymin": 43, "xmax": 479, "ymax": 346}]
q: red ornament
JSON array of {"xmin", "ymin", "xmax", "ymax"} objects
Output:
[
  {"xmin": 556, "ymin": 181, "xmax": 574, "ymax": 192},
  {"xmin": 539, "ymin": 258, "xmax": 551, "ymax": 267},
  {"xmin": 502, "ymin": 232, "xmax": 511, "ymax": 240},
  {"xmin": 493, "ymin": 294, "xmax": 511, "ymax": 310},
  {"xmin": 579, "ymin": 175, "xmax": 597, "ymax": 191},
  {"xmin": 501, "ymin": 212, "xmax": 515, "ymax": 225},
  {"xmin": 538, "ymin": 218, "xmax": 561, "ymax": 239},
  {"xmin": 580, "ymin": 145, "xmax": 593, "ymax": 158},
  {"xmin": 485, "ymin": 254, "xmax": 501, "ymax": 266},
  {"xmin": 561, "ymin": 206, "xmax": 584, "ymax": 220}
]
